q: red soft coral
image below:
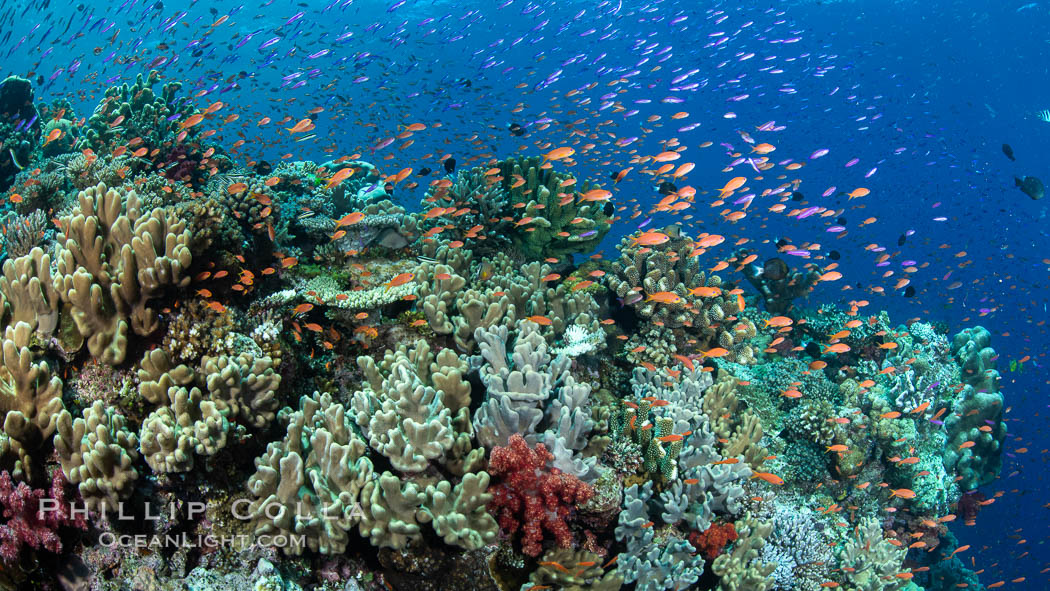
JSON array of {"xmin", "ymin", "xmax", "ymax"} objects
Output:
[
  {"xmin": 0, "ymin": 470, "xmax": 87, "ymax": 564},
  {"xmin": 487, "ymin": 434, "xmax": 594, "ymax": 557},
  {"xmin": 689, "ymin": 522, "xmax": 738, "ymax": 560}
]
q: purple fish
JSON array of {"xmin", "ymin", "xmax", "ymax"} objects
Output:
[{"xmin": 797, "ymin": 206, "xmax": 821, "ymax": 219}]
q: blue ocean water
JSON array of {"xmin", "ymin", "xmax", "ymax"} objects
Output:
[{"xmin": 0, "ymin": 0, "xmax": 1046, "ymax": 588}]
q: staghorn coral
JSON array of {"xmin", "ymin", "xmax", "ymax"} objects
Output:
[
  {"xmin": 54, "ymin": 183, "xmax": 193, "ymax": 365},
  {"xmin": 53, "ymin": 401, "xmax": 139, "ymax": 514}
]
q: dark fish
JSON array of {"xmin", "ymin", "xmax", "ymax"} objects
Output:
[
  {"xmin": 384, "ymin": 182, "xmax": 394, "ymax": 196},
  {"xmin": 828, "ymin": 250, "xmax": 840, "ymax": 260},
  {"xmin": 897, "ymin": 234, "xmax": 907, "ymax": 246},
  {"xmin": 443, "ymin": 157, "xmax": 456, "ymax": 174},
  {"xmin": 657, "ymin": 181, "xmax": 677, "ymax": 196},
  {"xmin": 790, "ymin": 191, "xmax": 804, "ymax": 202},
  {"xmin": 775, "ymin": 238, "xmax": 789, "ymax": 249},
  {"xmin": 1015, "ymin": 175, "xmax": 1044, "ymax": 200},
  {"xmin": 418, "ymin": 167, "xmax": 431, "ymax": 176},
  {"xmin": 903, "ymin": 285, "xmax": 915, "ymax": 298},
  {"xmin": 508, "ymin": 122, "xmax": 524, "ymax": 136},
  {"xmin": 1002, "ymin": 143, "xmax": 1015, "ymax": 161},
  {"xmin": 835, "ymin": 216, "xmax": 846, "ymax": 225},
  {"xmin": 254, "ymin": 160, "xmax": 272, "ymax": 175},
  {"xmin": 804, "ymin": 342, "xmax": 822, "ymax": 358}
]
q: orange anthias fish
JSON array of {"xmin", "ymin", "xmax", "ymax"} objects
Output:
[
  {"xmin": 750, "ymin": 472, "xmax": 785, "ymax": 485},
  {"xmin": 543, "ymin": 146, "xmax": 575, "ymax": 161},
  {"xmin": 286, "ymin": 118, "xmax": 315, "ymax": 134},
  {"xmin": 645, "ymin": 291, "xmax": 682, "ymax": 304},
  {"xmin": 335, "ymin": 212, "xmax": 365, "ymax": 226},
  {"xmin": 765, "ymin": 316, "xmax": 793, "ymax": 328},
  {"xmin": 630, "ymin": 231, "xmax": 670, "ymax": 247},
  {"xmin": 385, "ymin": 272, "xmax": 415, "ymax": 290}
]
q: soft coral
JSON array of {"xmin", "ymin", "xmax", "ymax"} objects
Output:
[
  {"xmin": 0, "ymin": 470, "xmax": 87, "ymax": 563},
  {"xmin": 487, "ymin": 434, "xmax": 593, "ymax": 557}
]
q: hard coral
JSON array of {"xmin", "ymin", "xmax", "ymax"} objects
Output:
[{"xmin": 487, "ymin": 434, "xmax": 594, "ymax": 557}]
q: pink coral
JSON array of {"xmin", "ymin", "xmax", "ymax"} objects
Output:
[
  {"xmin": 0, "ymin": 470, "xmax": 87, "ymax": 563},
  {"xmin": 487, "ymin": 434, "xmax": 594, "ymax": 557}
]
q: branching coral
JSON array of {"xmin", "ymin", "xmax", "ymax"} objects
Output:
[
  {"xmin": 609, "ymin": 225, "xmax": 737, "ymax": 331},
  {"xmin": 836, "ymin": 516, "xmax": 909, "ymax": 591},
  {"xmin": 943, "ymin": 326, "xmax": 1006, "ymax": 490},
  {"xmin": 711, "ymin": 513, "xmax": 775, "ymax": 591},
  {"xmin": 702, "ymin": 372, "xmax": 768, "ymax": 468}
]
